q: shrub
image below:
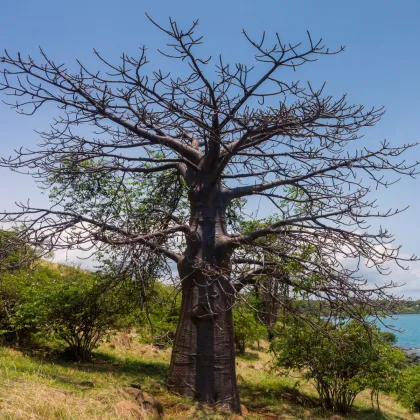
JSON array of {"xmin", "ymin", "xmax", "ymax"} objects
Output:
[
  {"xmin": 0, "ymin": 230, "xmax": 38, "ymax": 345},
  {"xmin": 397, "ymin": 364, "xmax": 420, "ymax": 412},
  {"xmin": 12, "ymin": 264, "xmax": 137, "ymax": 361},
  {"xmin": 233, "ymin": 297, "xmax": 266, "ymax": 354},
  {"xmin": 0, "ymin": 271, "xmax": 35, "ymax": 345},
  {"xmin": 366, "ymin": 331, "xmax": 407, "ymax": 409},
  {"xmin": 137, "ymin": 283, "xmax": 181, "ymax": 347},
  {"xmin": 271, "ymin": 318, "xmax": 406, "ymax": 414},
  {"xmin": 380, "ymin": 331, "xmax": 398, "ymax": 345}
]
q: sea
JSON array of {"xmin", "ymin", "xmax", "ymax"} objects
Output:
[{"xmin": 376, "ymin": 314, "xmax": 420, "ymax": 353}]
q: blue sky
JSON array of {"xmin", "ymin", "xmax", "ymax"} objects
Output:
[{"xmin": 1, "ymin": 0, "xmax": 420, "ymax": 296}]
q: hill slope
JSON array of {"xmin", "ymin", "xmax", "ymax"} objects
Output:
[{"xmin": 0, "ymin": 332, "xmax": 417, "ymax": 419}]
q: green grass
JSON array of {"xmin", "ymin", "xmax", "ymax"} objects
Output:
[{"xmin": 0, "ymin": 334, "xmax": 418, "ymax": 419}]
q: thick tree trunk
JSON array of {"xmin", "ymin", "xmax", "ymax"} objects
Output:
[
  {"xmin": 166, "ymin": 187, "xmax": 241, "ymax": 413},
  {"xmin": 167, "ymin": 272, "xmax": 240, "ymax": 412}
]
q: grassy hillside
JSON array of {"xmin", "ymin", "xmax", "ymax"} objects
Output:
[{"xmin": 0, "ymin": 332, "xmax": 417, "ymax": 420}]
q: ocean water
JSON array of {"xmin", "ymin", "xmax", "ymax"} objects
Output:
[{"xmin": 375, "ymin": 314, "xmax": 420, "ymax": 349}]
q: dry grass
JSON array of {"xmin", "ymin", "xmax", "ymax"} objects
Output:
[
  {"xmin": 0, "ymin": 381, "xmax": 146, "ymax": 420},
  {"xmin": 0, "ymin": 333, "xmax": 418, "ymax": 419}
]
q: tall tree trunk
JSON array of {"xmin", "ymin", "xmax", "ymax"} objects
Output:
[
  {"xmin": 167, "ymin": 271, "xmax": 240, "ymax": 412},
  {"xmin": 167, "ymin": 187, "xmax": 241, "ymax": 413}
]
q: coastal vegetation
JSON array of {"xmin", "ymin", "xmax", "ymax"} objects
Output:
[
  {"xmin": 1, "ymin": 254, "xmax": 420, "ymax": 418},
  {"xmin": 271, "ymin": 318, "xmax": 406, "ymax": 413},
  {"xmin": 392, "ymin": 301, "xmax": 420, "ymax": 314},
  {"xmin": 397, "ymin": 364, "xmax": 420, "ymax": 412}
]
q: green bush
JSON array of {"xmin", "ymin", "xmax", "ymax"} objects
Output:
[
  {"xmin": 271, "ymin": 319, "xmax": 406, "ymax": 414},
  {"xmin": 397, "ymin": 364, "xmax": 420, "ymax": 412},
  {"xmin": 0, "ymin": 271, "xmax": 36, "ymax": 345},
  {"xmin": 380, "ymin": 331, "xmax": 398, "ymax": 344},
  {"xmin": 0, "ymin": 230, "xmax": 38, "ymax": 344},
  {"xmin": 366, "ymin": 331, "xmax": 407, "ymax": 409},
  {"xmin": 233, "ymin": 296, "xmax": 266, "ymax": 354},
  {"xmin": 136, "ymin": 283, "xmax": 181, "ymax": 347},
  {"xmin": 11, "ymin": 264, "xmax": 137, "ymax": 361}
]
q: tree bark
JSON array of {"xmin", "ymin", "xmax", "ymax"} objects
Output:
[
  {"xmin": 167, "ymin": 272, "xmax": 241, "ymax": 412},
  {"xmin": 167, "ymin": 187, "xmax": 241, "ymax": 413}
]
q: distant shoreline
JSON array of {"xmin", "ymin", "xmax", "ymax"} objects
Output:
[
  {"xmin": 389, "ymin": 312, "xmax": 420, "ymax": 315},
  {"xmin": 395, "ymin": 346, "xmax": 420, "ymax": 361}
]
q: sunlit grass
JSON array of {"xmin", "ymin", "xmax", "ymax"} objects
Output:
[{"xmin": 0, "ymin": 333, "xmax": 418, "ymax": 419}]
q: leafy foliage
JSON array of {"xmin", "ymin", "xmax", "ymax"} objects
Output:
[
  {"xmin": 271, "ymin": 319, "xmax": 406, "ymax": 413},
  {"xmin": 0, "ymin": 270, "xmax": 35, "ymax": 345},
  {"xmin": 397, "ymin": 364, "xmax": 420, "ymax": 412},
  {"xmin": 233, "ymin": 295, "xmax": 266, "ymax": 354},
  {"xmin": 0, "ymin": 230, "xmax": 36, "ymax": 271},
  {"xmin": 8, "ymin": 264, "xmax": 137, "ymax": 361},
  {"xmin": 0, "ymin": 230, "xmax": 40, "ymax": 344},
  {"xmin": 392, "ymin": 301, "xmax": 420, "ymax": 314},
  {"xmin": 137, "ymin": 282, "xmax": 182, "ymax": 348}
]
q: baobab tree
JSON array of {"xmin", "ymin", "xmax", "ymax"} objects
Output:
[{"xmin": 0, "ymin": 16, "xmax": 418, "ymax": 413}]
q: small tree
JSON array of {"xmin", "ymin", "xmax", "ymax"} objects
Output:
[
  {"xmin": 365, "ymin": 331, "xmax": 406, "ymax": 410},
  {"xmin": 271, "ymin": 319, "xmax": 406, "ymax": 413}
]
